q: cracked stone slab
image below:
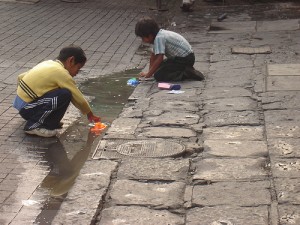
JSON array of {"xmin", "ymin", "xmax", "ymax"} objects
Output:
[
  {"xmin": 104, "ymin": 118, "xmax": 140, "ymax": 139},
  {"xmin": 192, "ymin": 181, "xmax": 271, "ymax": 206},
  {"xmin": 149, "ymin": 89, "xmax": 198, "ymax": 102},
  {"xmin": 0, "ymin": 0, "xmax": 39, "ymax": 3},
  {"xmin": 201, "ymin": 87, "xmax": 252, "ymax": 99},
  {"xmin": 261, "ymin": 91, "xmax": 300, "ymax": 110},
  {"xmin": 119, "ymin": 108, "xmax": 143, "ymax": 118},
  {"xmin": 128, "ymin": 82, "xmax": 153, "ymax": 101},
  {"xmin": 204, "ymin": 110, "xmax": 262, "ymax": 127},
  {"xmin": 149, "ymin": 100, "xmax": 199, "ymax": 112},
  {"xmin": 190, "ymin": 123, "xmax": 204, "ymax": 134},
  {"xmin": 266, "ymin": 76, "xmax": 300, "ymax": 91},
  {"xmin": 257, "ymin": 19, "xmax": 300, "ymax": 32},
  {"xmin": 271, "ymin": 158, "xmax": 300, "ymax": 178},
  {"xmin": 99, "ymin": 206, "xmax": 185, "ymax": 225},
  {"xmin": 143, "ymin": 109, "xmax": 164, "ymax": 117},
  {"xmin": 204, "ymin": 97, "xmax": 257, "ymax": 111},
  {"xmin": 135, "ymin": 98, "xmax": 151, "ymax": 110},
  {"xmin": 266, "ymin": 122, "xmax": 300, "ymax": 138},
  {"xmin": 146, "ymin": 112, "xmax": 199, "ymax": 126},
  {"xmin": 250, "ymin": 31, "xmax": 289, "ymax": 45},
  {"xmin": 254, "ymin": 80, "xmax": 265, "ymax": 93},
  {"xmin": 206, "ymin": 76, "xmax": 253, "ymax": 88},
  {"xmin": 279, "ymin": 205, "xmax": 300, "ymax": 225},
  {"xmin": 110, "ymin": 180, "xmax": 185, "ymax": 209},
  {"xmin": 52, "ymin": 160, "xmax": 118, "ymax": 224},
  {"xmin": 140, "ymin": 127, "xmax": 196, "ymax": 138},
  {"xmin": 267, "ymin": 64, "xmax": 300, "ymax": 76},
  {"xmin": 264, "ymin": 109, "xmax": 300, "ymax": 123},
  {"xmin": 210, "ymin": 46, "xmax": 248, "ymax": 62},
  {"xmin": 208, "ymin": 21, "xmax": 256, "ymax": 33},
  {"xmin": 204, "ymin": 140, "xmax": 268, "ymax": 157},
  {"xmin": 174, "ymin": 80, "xmax": 204, "ymax": 89},
  {"xmin": 193, "ymin": 158, "xmax": 268, "ymax": 182},
  {"xmin": 274, "ymin": 178, "xmax": 300, "ymax": 204},
  {"xmin": 209, "ymin": 67, "xmax": 254, "ymax": 78},
  {"xmin": 117, "ymin": 158, "xmax": 189, "ymax": 181},
  {"xmin": 268, "ymin": 138, "xmax": 300, "ymax": 158},
  {"xmin": 231, "ymin": 46, "xmax": 272, "ymax": 54},
  {"xmin": 208, "ymin": 71, "xmax": 252, "ymax": 83},
  {"xmin": 7, "ymin": 208, "xmax": 43, "ymax": 225},
  {"xmin": 186, "ymin": 206, "xmax": 268, "ymax": 225},
  {"xmin": 203, "ymin": 126, "xmax": 264, "ymax": 140},
  {"xmin": 209, "ymin": 59, "xmax": 253, "ymax": 71},
  {"xmin": 61, "ymin": 0, "xmax": 81, "ymax": 2},
  {"xmin": 195, "ymin": 61, "xmax": 209, "ymax": 74},
  {"xmin": 204, "ymin": 32, "xmax": 249, "ymax": 45},
  {"xmin": 119, "ymin": 106, "xmax": 144, "ymax": 118}
]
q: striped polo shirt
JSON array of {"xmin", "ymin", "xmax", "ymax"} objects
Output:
[{"xmin": 153, "ymin": 29, "xmax": 193, "ymax": 58}]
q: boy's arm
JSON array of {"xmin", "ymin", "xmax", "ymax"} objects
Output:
[
  {"xmin": 140, "ymin": 54, "xmax": 164, "ymax": 78},
  {"xmin": 149, "ymin": 52, "xmax": 155, "ymax": 68}
]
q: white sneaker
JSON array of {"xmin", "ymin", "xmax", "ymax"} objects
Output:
[{"xmin": 25, "ymin": 128, "xmax": 57, "ymax": 137}]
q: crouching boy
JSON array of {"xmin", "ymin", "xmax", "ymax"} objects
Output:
[{"xmin": 13, "ymin": 45, "xmax": 100, "ymax": 137}]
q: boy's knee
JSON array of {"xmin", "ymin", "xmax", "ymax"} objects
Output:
[
  {"xmin": 60, "ymin": 88, "xmax": 72, "ymax": 100},
  {"xmin": 60, "ymin": 88, "xmax": 72, "ymax": 97}
]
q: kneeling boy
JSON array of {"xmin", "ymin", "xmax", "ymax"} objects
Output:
[{"xmin": 135, "ymin": 17, "xmax": 204, "ymax": 82}]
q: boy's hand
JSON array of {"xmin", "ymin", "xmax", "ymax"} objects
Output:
[
  {"xmin": 87, "ymin": 111, "xmax": 100, "ymax": 123},
  {"xmin": 139, "ymin": 71, "xmax": 153, "ymax": 79},
  {"xmin": 139, "ymin": 71, "xmax": 148, "ymax": 78}
]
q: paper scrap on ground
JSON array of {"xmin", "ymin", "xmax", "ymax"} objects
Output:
[{"xmin": 167, "ymin": 90, "xmax": 185, "ymax": 94}]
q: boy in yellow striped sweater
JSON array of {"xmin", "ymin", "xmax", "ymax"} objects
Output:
[{"xmin": 13, "ymin": 45, "xmax": 100, "ymax": 137}]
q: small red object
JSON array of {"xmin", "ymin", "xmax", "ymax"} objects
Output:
[{"xmin": 90, "ymin": 122, "xmax": 107, "ymax": 134}]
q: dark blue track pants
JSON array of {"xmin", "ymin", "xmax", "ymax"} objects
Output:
[{"xmin": 19, "ymin": 88, "xmax": 71, "ymax": 130}]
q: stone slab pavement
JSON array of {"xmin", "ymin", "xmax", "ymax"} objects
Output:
[
  {"xmin": 1, "ymin": 0, "xmax": 300, "ymax": 225},
  {"xmin": 85, "ymin": 3, "xmax": 300, "ymax": 225}
]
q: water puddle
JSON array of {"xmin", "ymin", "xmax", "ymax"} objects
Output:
[
  {"xmin": 34, "ymin": 69, "xmax": 140, "ymax": 224},
  {"xmin": 82, "ymin": 69, "xmax": 141, "ymax": 122}
]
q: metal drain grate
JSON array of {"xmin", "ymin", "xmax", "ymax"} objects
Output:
[
  {"xmin": 92, "ymin": 139, "xmax": 185, "ymax": 159},
  {"xmin": 116, "ymin": 140, "xmax": 185, "ymax": 157}
]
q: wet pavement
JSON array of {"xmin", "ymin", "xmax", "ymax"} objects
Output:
[{"xmin": 1, "ymin": 0, "xmax": 300, "ymax": 224}]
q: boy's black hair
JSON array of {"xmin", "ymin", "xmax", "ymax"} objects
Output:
[
  {"xmin": 135, "ymin": 17, "xmax": 160, "ymax": 38},
  {"xmin": 57, "ymin": 45, "xmax": 87, "ymax": 64}
]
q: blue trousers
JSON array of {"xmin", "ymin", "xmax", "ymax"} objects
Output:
[{"xmin": 20, "ymin": 88, "xmax": 71, "ymax": 130}]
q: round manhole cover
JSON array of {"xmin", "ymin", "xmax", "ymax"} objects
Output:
[{"xmin": 116, "ymin": 140, "xmax": 185, "ymax": 158}]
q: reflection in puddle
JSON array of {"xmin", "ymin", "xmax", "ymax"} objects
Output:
[
  {"xmin": 35, "ymin": 131, "xmax": 97, "ymax": 224},
  {"xmin": 34, "ymin": 69, "xmax": 140, "ymax": 224},
  {"xmin": 42, "ymin": 134, "xmax": 95, "ymax": 196}
]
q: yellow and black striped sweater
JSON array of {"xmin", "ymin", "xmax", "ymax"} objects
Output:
[{"xmin": 17, "ymin": 60, "xmax": 91, "ymax": 115}]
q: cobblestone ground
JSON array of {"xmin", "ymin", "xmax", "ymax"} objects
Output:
[
  {"xmin": 0, "ymin": 0, "xmax": 173, "ymax": 224},
  {"xmin": 1, "ymin": 0, "xmax": 300, "ymax": 224}
]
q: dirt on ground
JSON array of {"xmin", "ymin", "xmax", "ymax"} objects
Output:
[
  {"xmin": 195, "ymin": 0, "xmax": 300, "ymax": 20},
  {"xmin": 152, "ymin": 0, "xmax": 300, "ymax": 33}
]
